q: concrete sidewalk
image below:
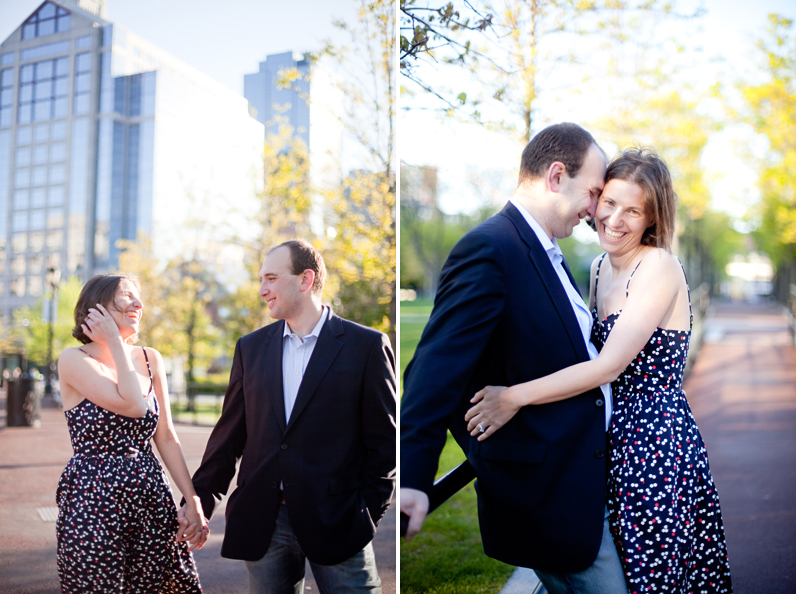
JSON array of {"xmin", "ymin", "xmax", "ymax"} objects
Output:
[{"xmin": 0, "ymin": 398, "xmax": 395, "ymax": 594}]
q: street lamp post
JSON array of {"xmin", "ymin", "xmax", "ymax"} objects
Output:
[{"xmin": 45, "ymin": 266, "xmax": 61, "ymax": 400}]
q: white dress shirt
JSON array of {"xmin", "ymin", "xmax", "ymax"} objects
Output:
[
  {"xmin": 510, "ymin": 199, "xmax": 612, "ymax": 429},
  {"xmin": 282, "ymin": 306, "xmax": 328, "ymax": 423}
]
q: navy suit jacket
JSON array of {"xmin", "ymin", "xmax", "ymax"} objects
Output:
[
  {"xmin": 401, "ymin": 202, "xmax": 607, "ymax": 572},
  {"xmin": 192, "ymin": 309, "xmax": 396, "ymax": 565}
]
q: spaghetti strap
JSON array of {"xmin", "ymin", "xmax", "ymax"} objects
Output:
[
  {"xmin": 141, "ymin": 347, "xmax": 154, "ymax": 394},
  {"xmin": 677, "ymin": 259, "xmax": 694, "ymax": 329},
  {"xmin": 78, "ymin": 347, "xmax": 95, "ymax": 360},
  {"xmin": 625, "ymin": 259, "xmax": 643, "ymax": 298},
  {"xmin": 594, "ymin": 253, "xmax": 608, "ymax": 303}
]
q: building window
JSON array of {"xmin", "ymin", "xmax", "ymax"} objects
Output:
[
  {"xmin": 12, "ymin": 233, "xmax": 26, "ymax": 253},
  {"xmin": 46, "ymin": 208, "xmax": 63, "ymax": 228},
  {"xmin": 0, "ymin": 68, "xmax": 13, "ymax": 128},
  {"xmin": 32, "ymin": 187, "xmax": 46, "ymax": 208},
  {"xmin": 12, "ymin": 256, "xmax": 26, "ymax": 275},
  {"xmin": 29, "ymin": 231, "xmax": 44, "ymax": 252},
  {"xmin": 50, "ymin": 142, "xmax": 65, "ymax": 162},
  {"xmin": 13, "ymin": 189, "xmax": 29, "ymax": 209},
  {"xmin": 18, "ymin": 57, "xmax": 69, "ymax": 124},
  {"xmin": 51, "ymin": 120, "xmax": 66, "ymax": 140},
  {"xmin": 16, "ymin": 126, "xmax": 32, "ymax": 145},
  {"xmin": 14, "ymin": 168, "xmax": 30, "ymax": 189},
  {"xmin": 28, "ymin": 275, "xmax": 43, "ymax": 297},
  {"xmin": 74, "ymin": 52, "xmax": 92, "ymax": 115},
  {"xmin": 33, "ymin": 145, "xmax": 47, "ymax": 164},
  {"xmin": 15, "ymin": 147, "xmax": 31, "ymax": 167},
  {"xmin": 49, "ymin": 163, "xmax": 65, "ymax": 184},
  {"xmin": 46, "ymin": 231, "xmax": 62, "ymax": 251},
  {"xmin": 29, "ymin": 253, "xmax": 43, "ymax": 274},
  {"xmin": 31, "ymin": 209, "xmax": 46, "ymax": 230},
  {"xmin": 21, "ymin": 2, "xmax": 71, "ymax": 41},
  {"xmin": 12, "ymin": 211, "xmax": 28, "ymax": 232},
  {"xmin": 10, "ymin": 277, "xmax": 25, "ymax": 297},
  {"xmin": 48, "ymin": 185, "xmax": 63, "ymax": 206}
]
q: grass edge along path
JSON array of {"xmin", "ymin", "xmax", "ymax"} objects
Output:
[{"xmin": 400, "ymin": 299, "xmax": 516, "ymax": 594}]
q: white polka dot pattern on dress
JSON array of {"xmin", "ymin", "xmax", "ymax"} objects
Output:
[
  {"xmin": 592, "ymin": 255, "xmax": 732, "ymax": 593},
  {"xmin": 56, "ymin": 348, "xmax": 202, "ymax": 593}
]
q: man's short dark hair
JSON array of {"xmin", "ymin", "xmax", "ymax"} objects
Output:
[
  {"xmin": 271, "ymin": 239, "xmax": 326, "ymax": 295},
  {"xmin": 518, "ymin": 123, "xmax": 600, "ymax": 185}
]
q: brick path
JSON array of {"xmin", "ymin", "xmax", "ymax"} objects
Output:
[{"xmin": 684, "ymin": 300, "xmax": 796, "ymax": 593}]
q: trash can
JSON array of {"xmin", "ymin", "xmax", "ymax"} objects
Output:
[{"xmin": 6, "ymin": 377, "xmax": 40, "ymax": 427}]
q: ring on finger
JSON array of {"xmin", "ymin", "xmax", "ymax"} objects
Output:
[{"xmin": 478, "ymin": 423, "xmax": 485, "ymax": 434}]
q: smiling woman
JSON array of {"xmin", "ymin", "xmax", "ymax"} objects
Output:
[
  {"xmin": 54, "ymin": 273, "xmax": 209, "ymax": 593},
  {"xmin": 71, "ymin": 274, "xmax": 143, "ymax": 346}
]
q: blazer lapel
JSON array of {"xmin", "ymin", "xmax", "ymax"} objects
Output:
[
  {"xmin": 262, "ymin": 320, "xmax": 287, "ymax": 433},
  {"xmin": 559, "ymin": 256, "xmax": 581, "ymax": 295},
  {"xmin": 284, "ymin": 309, "xmax": 343, "ymax": 433},
  {"xmin": 501, "ymin": 203, "xmax": 590, "ymax": 362}
]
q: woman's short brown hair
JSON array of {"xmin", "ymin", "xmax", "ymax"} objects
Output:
[
  {"xmin": 605, "ymin": 147, "xmax": 677, "ymax": 251},
  {"xmin": 72, "ymin": 274, "xmax": 141, "ymax": 345}
]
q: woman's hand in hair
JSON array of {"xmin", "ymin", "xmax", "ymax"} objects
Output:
[{"xmin": 81, "ymin": 303, "xmax": 122, "ymax": 346}]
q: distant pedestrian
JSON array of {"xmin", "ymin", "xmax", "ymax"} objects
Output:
[{"xmin": 56, "ymin": 274, "xmax": 206, "ymax": 593}]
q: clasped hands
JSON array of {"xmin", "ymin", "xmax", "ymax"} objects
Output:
[
  {"xmin": 464, "ymin": 385, "xmax": 522, "ymax": 441},
  {"xmin": 177, "ymin": 497, "xmax": 210, "ymax": 551}
]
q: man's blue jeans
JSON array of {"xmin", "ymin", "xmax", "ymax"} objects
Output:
[
  {"xmin": 533, "ymin": 508, "xmax": 628, "ymax": 594},
  {"xmin": 245, "ymin": 505, "xmax": 382, "ymax": 594}
]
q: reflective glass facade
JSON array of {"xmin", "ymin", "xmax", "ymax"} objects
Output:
[
  {"xmin": 0, "ymin": 2, "xmax": 263, "ymax": 318},
  {"xmin": 22, "ymin": 3, "xmax": 71, "ymax": 41},
  {"xmin": 244, "ymin": 52, "xmax": 311, "ymax": 146}
]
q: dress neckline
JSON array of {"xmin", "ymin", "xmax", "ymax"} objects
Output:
[{"xmin": 593, "ymin": 253, "xmax": 693, "ymax": 333}]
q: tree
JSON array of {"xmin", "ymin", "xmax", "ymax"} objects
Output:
[
  {"xmin": 9, "ymin": 276, "xmax": 83, "ymax": 366},
  {"xmin": 400, "ymin": 161, "xmax": 500, "ymax": 296},
  {"xmin": 741, "ymin": 15, "xmax": 796, "ymax": 301},
  {"xmin": 321, "ymin": 0, "xmax": 397, "ymax": 345},
  {"xmin": 160, "ymin": 259, "xmax": 225, "ymax": 387},
  {"xmin": 117, "ymin": 237, "xmax": 227, "ymax": 391},
  {"xmin": 401, "ymin": 0, "xmax": 495, "ymax": 116},
  {"xmin": 401, "ymin": 0, "xmax": 702, "ymax": 142}
]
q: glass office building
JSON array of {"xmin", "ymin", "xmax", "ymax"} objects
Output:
[
  {"xmin": 244, "ymin": 52, "xmax": 311, "ymax": 148},
  {"xmin": 0, "ymin": 0, "xmax": 263, "ymax": 318},
  {"xmin": 244, "ymin": 51, "xmax": 343, "ymax": 231}
]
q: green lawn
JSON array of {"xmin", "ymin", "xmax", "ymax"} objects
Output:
[
  {"xmin": 170, "ymin": 400, "xmax": 222, "ymax": 427},
  {"xmin": 399, "ymin": 300, "xmax": 515, "ymax": 593}
]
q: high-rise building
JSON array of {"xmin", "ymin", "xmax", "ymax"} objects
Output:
[
  {"xmin": 244, "ymin": 52, "xmax": 343, "ymax": 213},
  {"xmin": 244, "ymin": 51, "xmax": 311, "ymax": 148},
  {"xmin": 0, "ymin": 0, "xmax": 263, "ymax": 318}
]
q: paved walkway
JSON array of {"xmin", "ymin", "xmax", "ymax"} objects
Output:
[
  {"xmin": 498, "ymin": 299, "xmax": 796, "ymax": 594},
  {"xmin": 685, "ymin": 300, "xmax": 796, "ymax": 593},
  {"xmin": 0, "ymin": 398, "xmax": 395, "ymax": 594}
]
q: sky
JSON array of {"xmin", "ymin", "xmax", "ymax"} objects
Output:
[
  {"xmin": 399, "ymin": 0, "xmax": 796, "ymax": 222},
  {"xmin": 0, "ymin": 0, "xmax": 360, "ymax": 96}
]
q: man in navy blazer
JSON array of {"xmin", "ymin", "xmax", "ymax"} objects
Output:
[
  {"xmin": 401, "ymin": 124, "xmax": 628, "ymax": 593},
  {"xmin": 189, "ymin": 240, "xmax": 396, "ymax": 594}
]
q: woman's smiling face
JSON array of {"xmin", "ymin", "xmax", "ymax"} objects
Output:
[
  {"xmin": 107, "ymin": 279, "xmax": 144, "ymax": 339},
  {"xmin": 595, "ymin": 178, "xmax": 652, "ymax": 254}
]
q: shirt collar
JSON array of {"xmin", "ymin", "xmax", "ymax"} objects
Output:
[
  {"xmin": 283, "ymin": 305, "xmax": 328, "ymax": 339},
  {"xmin": 509, "ymin": 198, "xmax": 561, "ymax": 258}
]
